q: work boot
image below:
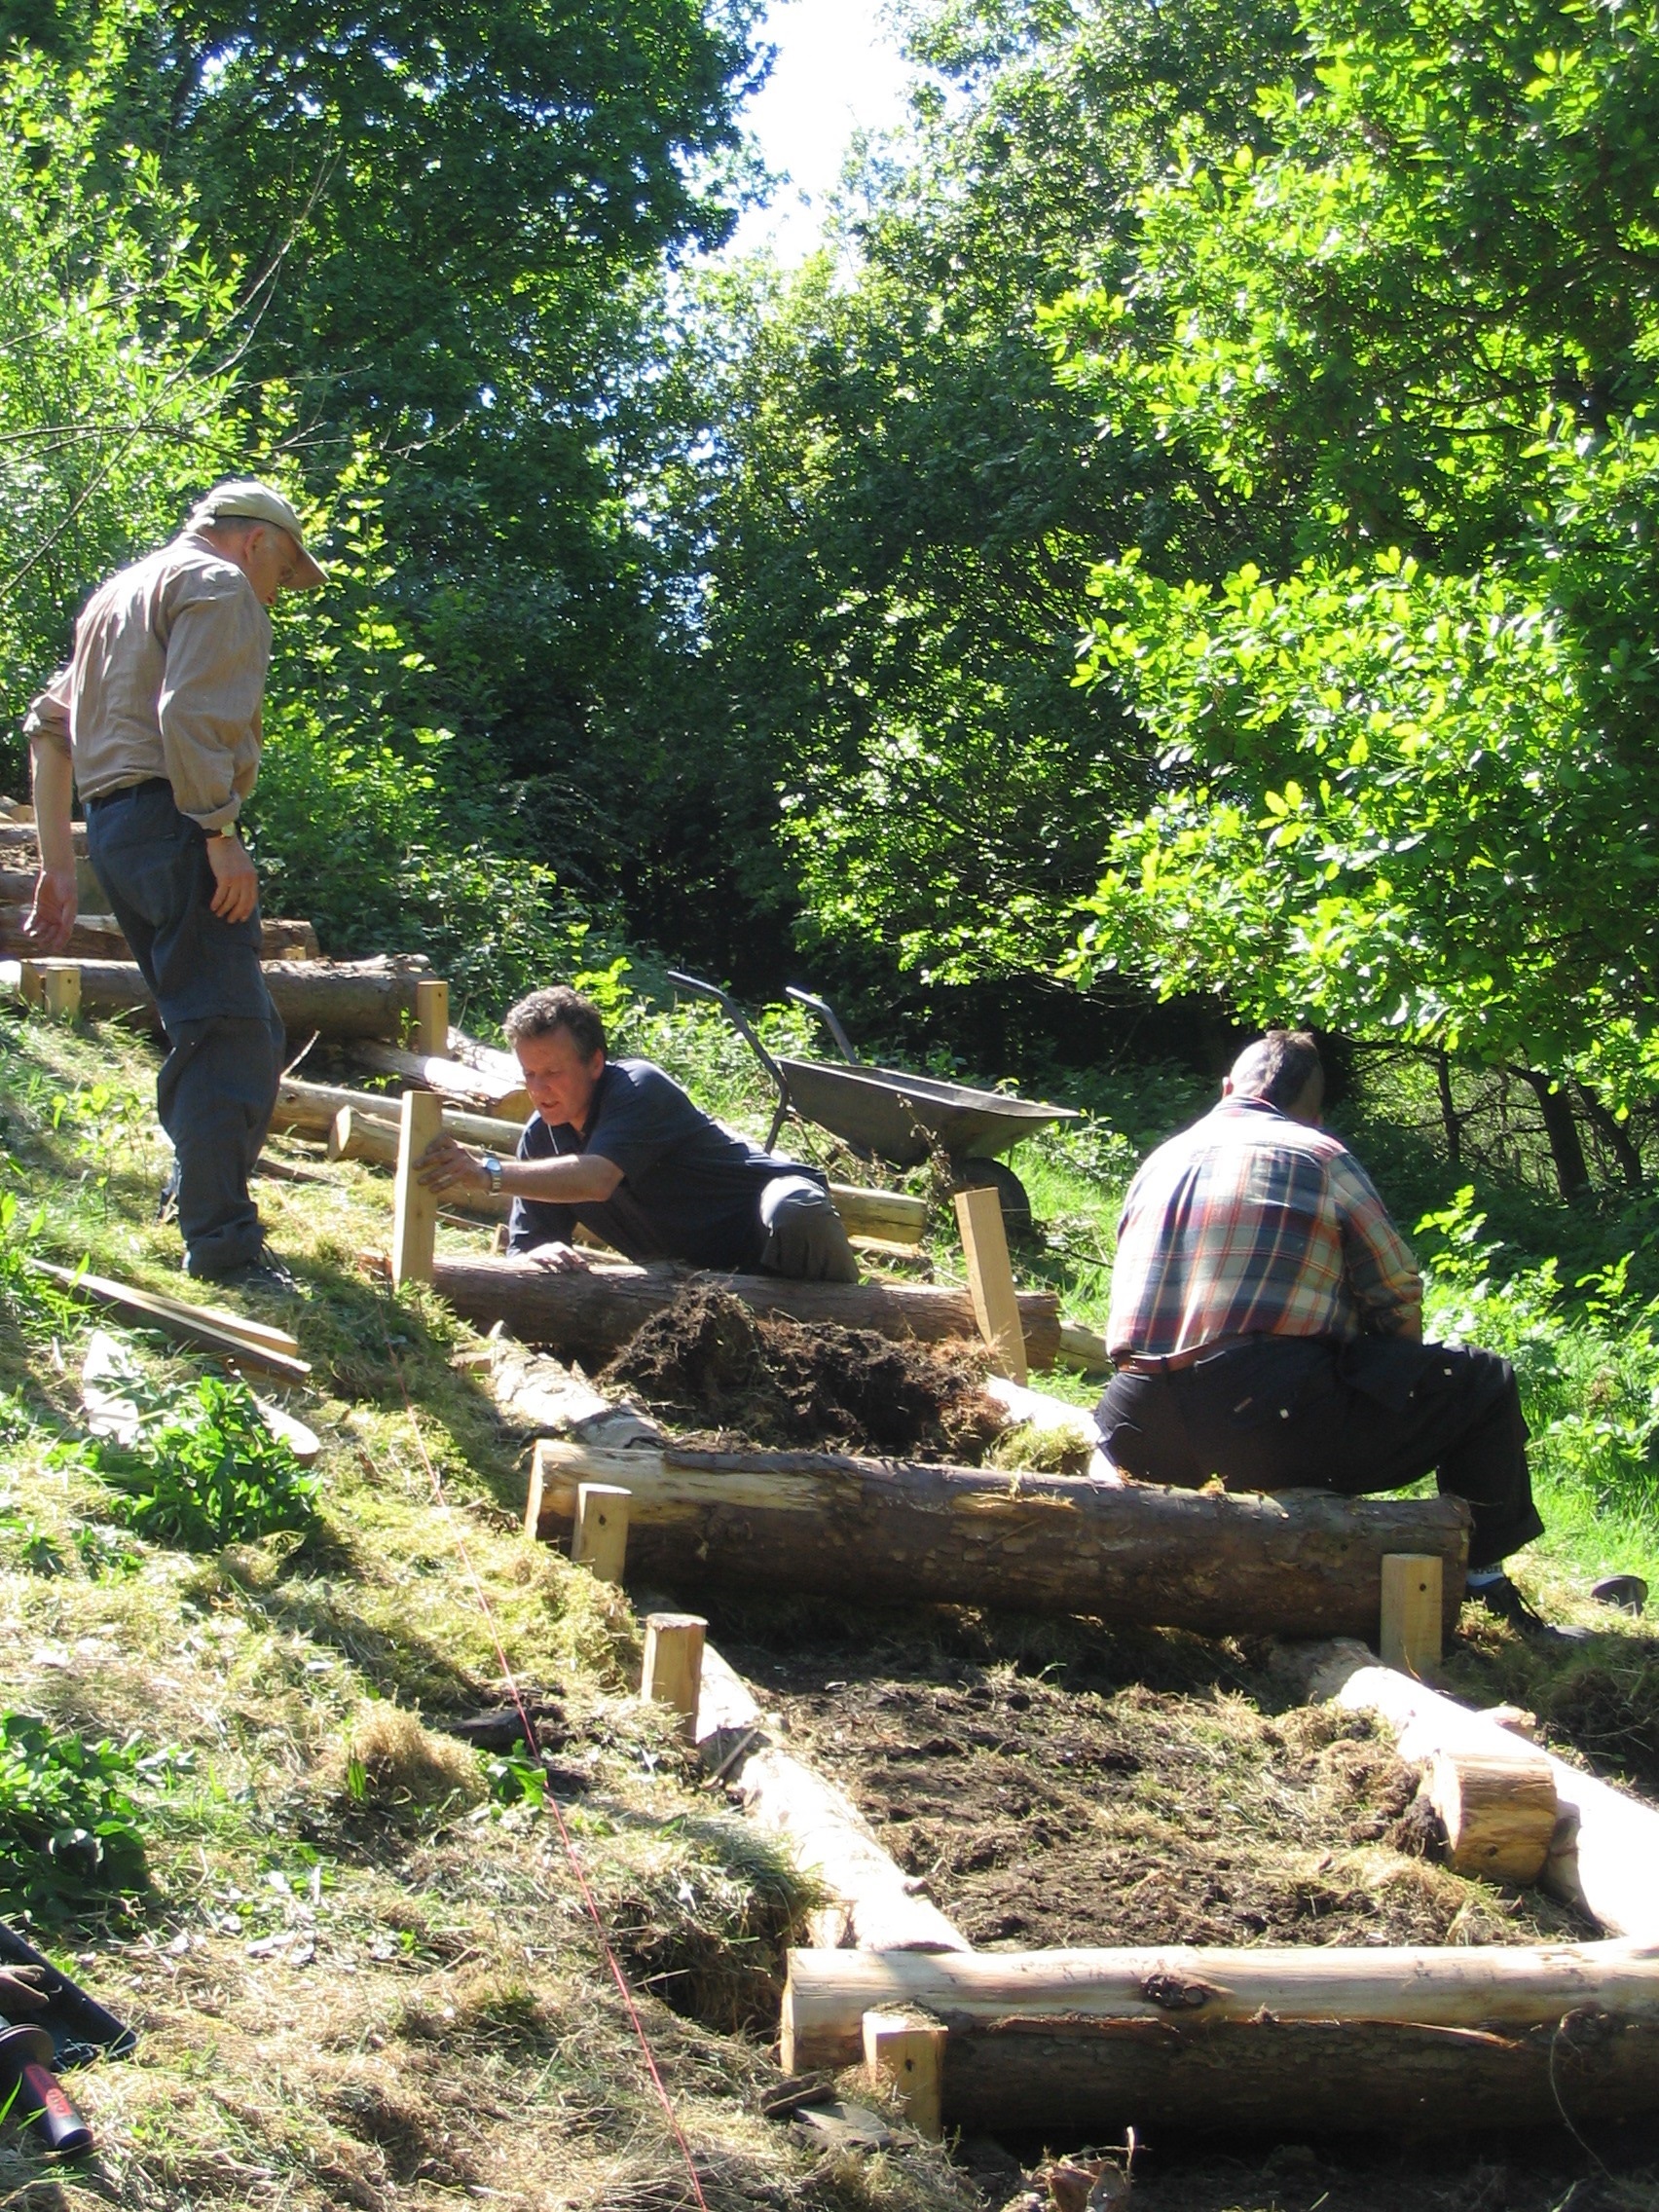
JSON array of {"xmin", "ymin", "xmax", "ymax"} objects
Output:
[
  {"xmin": 1467, "ymin": 1574, "xmax": 1590, "ymax": 1644},
  {"xmin": 201, "ymin": 1249, "xmax": 305, "ymax": 1299}
]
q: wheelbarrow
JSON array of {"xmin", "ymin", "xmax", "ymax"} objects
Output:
[{"xmin": 667, "ymin": 972, "xmax": 1078, "ymax": 1233}]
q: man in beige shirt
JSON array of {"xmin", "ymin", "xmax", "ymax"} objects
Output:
[{"xmin": 23, "ymin": 481, "xmax": 325, "ymax": 1287}]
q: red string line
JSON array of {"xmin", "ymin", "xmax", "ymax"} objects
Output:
[{"xmin": 377, "ymin": 1306, "xmax": 713, "ymax": 2212}]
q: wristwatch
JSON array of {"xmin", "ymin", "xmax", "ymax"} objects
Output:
[{"xmin": 482, "ymin": 1154, "xmax": 503, "ymax": 1193}]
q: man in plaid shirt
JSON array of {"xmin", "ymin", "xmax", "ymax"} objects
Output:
[{"xmin": 1096, "ymin": 1031, "xmax": 1574, "ymax": 1638}]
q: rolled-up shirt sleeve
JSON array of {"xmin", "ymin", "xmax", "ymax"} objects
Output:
[
  {"xmin": 158, "ymin": 572, "xmax": 271, "ymax": 829},
  {"xmin": 1334, "ymin": 1153, "xmax": 1423, "ymax": 1336},
  {"xmin": 22, "ymin": 668, "xmax": 72, "ymax": 757}
]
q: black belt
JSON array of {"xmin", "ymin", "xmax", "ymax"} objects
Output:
[
  {"xmin": 1114, "ymin": 1333, "xmax": 1267, "ymax": 1376},
  {"xmin": 85, "ymin": 776, "xmax": 171, "ymax": 813}
]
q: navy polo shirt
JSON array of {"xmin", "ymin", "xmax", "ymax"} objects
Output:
[{"xmin": 504, "ymin": 1057, "xmax": 825, "ymax": 1272}]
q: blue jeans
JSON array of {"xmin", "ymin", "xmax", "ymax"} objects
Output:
[{"xmin": 83, "ymin": 780, "xmax": 283, "ymax": 1278}]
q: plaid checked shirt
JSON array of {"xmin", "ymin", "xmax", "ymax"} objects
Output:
[{"xmin": 1107, "ymin": 1096, "xmax": 1422, "ymax": 1358}]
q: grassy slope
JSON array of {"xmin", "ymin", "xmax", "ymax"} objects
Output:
[{"xmin": 0, "ymin": 1005, "xmax": 977, "ymax": 2212}]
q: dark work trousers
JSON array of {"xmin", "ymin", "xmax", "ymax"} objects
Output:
[
  {"xmin": 1094, "ymin": 1335, "xmax": 1543, "ymax": 1572},
  {"xmin": 83, "ymin": 779, "xmax": 284, "ymax": 1279},
  {"xmin": 756, "ymin": 1175, "xmax": 861, "ymax": 1282}
]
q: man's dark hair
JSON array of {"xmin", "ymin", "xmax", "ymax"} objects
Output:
[
  {"xmin": 503, "ymin": 985, "xmax": 607, "ymax": 1060},
  {"xmin": 1229, "ymin": 1028, "xmax": 1324, "ymax": 1114}
]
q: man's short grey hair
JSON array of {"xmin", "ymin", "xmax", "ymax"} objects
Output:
[
  {"xmin": 1229, "ymin": 1028, "xmax": 1324, "ymax": 1113},
  {"xmin": 504, "ymin": 985, "xmax": 607, "ymax": 1059}
]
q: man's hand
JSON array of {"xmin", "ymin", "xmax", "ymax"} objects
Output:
[
  {"xmin": 416, "ymin": 1133, "xmax": 487, "ymax": 1195},
  {"xmin": 206, "ymin": 832, "xmax": 259, "ymax": 925},
  {"xmin": 0, "ymin": 1965, "xmax": 49, "ymax": 2011},
  {"xmin": 526, "ymin": 1239, "xmax": 592, "ymax": 1274},
  {"xmin": 21, "ymin": 866, "xmax": 77, "ymax": 952}
]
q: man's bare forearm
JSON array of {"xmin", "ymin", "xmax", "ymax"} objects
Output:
[
  {"xmin": 501, "ymin": 1154, "xmax": 621, "ymax": 1204},
  {"xmin": 29, "ymin": 737, "xmax": 75, "ymax": 871}
]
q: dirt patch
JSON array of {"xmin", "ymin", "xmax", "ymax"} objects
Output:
[
  {"xmin": 599, "ymin": 1282, "xmax": 1005, "ymax": 1458},
  {"xmin": 712, "ymin": 1599, "xmax": 1592, "ymax": 1954}
]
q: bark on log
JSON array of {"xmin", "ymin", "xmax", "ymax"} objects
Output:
[
  {"xmin": 938, "ymin": 2012, "xmax": 1659, "ymax": 2136},
  {"xmin": 528, "ymin": 1439, "xmax": 1469, "ymax": 1641},
  {"xmin": 489, "ymin": 1341, "xmax": 662, "ymax": 1454},
  {"xmin": 780, "ymin": 1942, "xmax": 1659, "ymax": 2120},
  {"xmin": 0, "ymin": 907, "xmax": 317, "ymax": 960},
  {"xmin": 431, "ymin": 1252, "xmax": 1062, "ymax": 1372},
  {"xmin": 9, "ymin": 954, "xmax": 429, "ymax": 1037},
  {"xmin": 347, "ymin": 1040, "xmax": 532, "ymax": 1117},
  {"xmin": 1316, "ymin": 1651, "xmax": 1659, "ymax": 1940}
]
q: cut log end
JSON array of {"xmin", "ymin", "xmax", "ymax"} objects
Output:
[{"xmin": 1428, "ymin": 1747, "xmax": 1558, "ymax": 1884}]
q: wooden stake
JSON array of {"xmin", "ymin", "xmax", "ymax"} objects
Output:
[
  {"xmin": 18, "ymin": 959, "xmax": 43, "ymax": 1009},
  {"xmin": 572, "ymin": 1483, "xmax": 631, "ymax": 1583},
  {"xmin": 641, "ymin": 1612, "xmax": 706, "ymax": 1737},
  {"xmin": 40, "ymin": 966, "xmax": 80, "ymax": 1020},
  {"xmin": 863, "ymin": 2009, "xmax": 946, "ymax": 2140},
  {"xmin": 391, "ymin": 1088, "xmax": 444, "ymax": 1288},
  {"xmin": 415, "ymin": 977, "xmax": 450, "ymax": 1057},
  {"xmin": 1427, "ymin": 1747, "xmax": 1558, "ymax": 1884},
  {"xmin": 1380, "ymin": 1553, "xmax": 1443, "ymax": 1677},
  {"xmin": 953, "ymin": 1185, "xmax": 1027, "ymax": 1382}
]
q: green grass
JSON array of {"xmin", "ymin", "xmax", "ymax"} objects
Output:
[{"xmin": 0, "ymin": 1001, "xmax": 977, "ymax": 2212}]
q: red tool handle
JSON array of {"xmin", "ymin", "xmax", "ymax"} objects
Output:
[{"xmin": 18, "ymin": 2059, "xmax": 93, "ymax": 2156}]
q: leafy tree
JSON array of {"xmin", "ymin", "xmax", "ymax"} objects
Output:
[
  {"xmin": 694, "ymin": 0, "xmax": 1302, "ymax": 1003},
  {"xmin": 1046, "ymin": 0, "xmax": 1659, "ymax": 1161}
]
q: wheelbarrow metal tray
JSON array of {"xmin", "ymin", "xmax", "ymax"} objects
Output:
[{"xmin": 774, "ymin": 1056, "xmax": 1079, "ymax": 1167}]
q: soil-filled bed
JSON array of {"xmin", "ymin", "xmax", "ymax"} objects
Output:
[
  {"xmin": 708, "ymin": 1599, "xmax": 1590, "ymax": 1953},
  {"xmin": 705, "ymin": 1597, "xmax": 1659, "ymax": 2210}
]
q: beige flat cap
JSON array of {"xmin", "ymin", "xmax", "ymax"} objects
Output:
[{"xmin": 189, "ymin": 479, "xmax": 327, "ymax": 587}]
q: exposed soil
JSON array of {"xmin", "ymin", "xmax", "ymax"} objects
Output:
[
  {"xmin": 599, "ymin": 1281, "xmax": 1006, "ymax": 1458},
  {"xmin": 710, "ymin": 1598, "xmax": 1593, "ymax": 1956}
]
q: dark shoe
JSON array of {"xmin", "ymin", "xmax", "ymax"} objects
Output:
[
  {"xmin": 1468, "ymin": 1575, "xmax": 1591, "ymax": 1643},
  {"xmin": 200, "ymin": 1252, "xmax": 304, "ymax": 1298}
]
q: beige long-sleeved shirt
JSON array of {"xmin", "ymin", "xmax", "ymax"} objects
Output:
[{"xmin": 25, "ymin": 533, "xmax": 273, "ymax": 830}]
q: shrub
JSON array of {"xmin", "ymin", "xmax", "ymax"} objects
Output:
[
  {"xmin": 0, "ymin": 1713, "xmax": 150, "ymax": 1918},
  {"xmin": 74, "ymin": 1374, "xmax": 321, "ymax": 1550}
]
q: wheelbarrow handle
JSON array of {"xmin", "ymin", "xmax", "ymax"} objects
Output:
[
  {"xmin": 665, "ymin": 972, "xmax": 793, "ymax": 1152},
  {"xmin": 784, "ymin": 987, "xmax": 859, "ymax": 1065}
]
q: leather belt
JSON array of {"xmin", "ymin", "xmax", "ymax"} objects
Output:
[
  {"xmin": 1114, "ymin": 1333, "xmax": 1264, "ymax": 1377},
  {"xmin": 85, "ymin": 776, "xmax": 170, "ymax": 812}
]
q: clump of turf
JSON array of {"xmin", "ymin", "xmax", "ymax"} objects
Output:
[{"xmin": 600, "ymin": 1282, "xmax": 1005, "ymax": 1458}]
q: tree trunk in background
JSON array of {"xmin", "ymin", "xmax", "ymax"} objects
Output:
[{"xmin": 1517, "ymin": 1070, "xmax": 1592, "ymax": 1201}]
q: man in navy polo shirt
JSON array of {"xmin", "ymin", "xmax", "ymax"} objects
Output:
[{"xmin": 415, "ymin": 984, "xmax": 859, "ymax": 1280}]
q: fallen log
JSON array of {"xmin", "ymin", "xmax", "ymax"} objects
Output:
[
  {"xmin": 275, "ymin": 1077, "xmax": 523, "ymax": 1150},
  {"xmin": 347, "ymin": 1040, "xmax": 532, "ymax": 1119},
  {"xmin": 0, "ymin": 821, "xmax": 85, "ymax": 854},
  {"xmin": 781, "ymin": 1940, "xmax": 1659, "ymax": 2134},
  {"xmin": 431, "ymin": 1251, "xmax": 1062, "ymax": 1372},
  {"xmin": 4, "ymin": 954, "xmax": 429, "ymax": 1038},
  {"xmin": 489, "ymin": 1340, "xmax": 662, "ymax": 1453},
  {"xmin": 692, "ymin": 1644, "xmax": 971, "ymax": 1953},
  {"xmin": 1314, "ymin": 1647, "xmax": 1659, "ymax": 1941},
  {"xmin": 527, "ymin": 1439, "xmax": 1469, "ymax": 1641},
  {"xmin": 0, "ymin": 908, "xmax": 319, "ymax": 961}
]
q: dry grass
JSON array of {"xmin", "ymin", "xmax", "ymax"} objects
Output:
[{"xmin": 0, "ymin": 1005, "xmax": 975, "ymax": 2212}]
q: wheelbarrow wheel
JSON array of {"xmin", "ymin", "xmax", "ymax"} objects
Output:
[{"xmin": 956, "ymin": 1159, "xmax": 1034, "ymax": 1239}]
